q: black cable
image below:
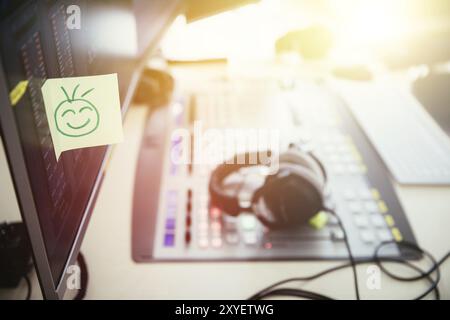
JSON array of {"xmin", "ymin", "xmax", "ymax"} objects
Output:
[
  {"xmin": 249, "ymin": 204, "xmax": 362, "ymax": 301},
  {"xmin": 23, "ymin": 274, "xmax": 31, "ymax": 300},
  {"xmin": 21, "ymin": 252, "xmax": 90, "ymax": 300},
  {"xmin": 375, "ymin": 256, "xmax": 441, "ymax": 300},
  {"xmin": 375, "ymin": 242, "xmax": 450, "ymax": 299},
  {"xmin": 249, "ymin": 258, "xmax": 440, "ymax": 300},
  {"xmin": 249, "ymin": 244, "xmax": 449, "ymax": 300},
  {"xmin": 373, "ymin": 241, "xmax": 443, "ymax": 300},
  {"xmin": 326, "ymin": 207, "xmax": 360, "ymax": 300},
  {"xmin": 74, "ymin": 252, "xmax": 88, "ymax": 300},
  {"xmin": 375, "ymin": 241, "xmax": 436, "ymax": 281},
  {"xmin": 436, "ymin": 252, "xmax": 450, "ymax": 271},
  {"xmin": 254, "ymin": 288, "xmax": 333, "ymax": 300}
]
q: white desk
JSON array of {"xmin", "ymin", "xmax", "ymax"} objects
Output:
[{"xmin": 1, "ymin": 104, "xmax": 449, "ymax": 300}]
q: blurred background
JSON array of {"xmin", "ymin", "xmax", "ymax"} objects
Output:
[
  {"xmin": 162, "ymin": 0, "xmax": 450, "ymax": 65},
  {"xmin": 159, "ymin": 0, "xmax": 450, "ymax": 136}
]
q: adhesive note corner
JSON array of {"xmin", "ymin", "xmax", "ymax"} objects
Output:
[{"xmin": 41, "ymin": 73, "xmax": 123, "ymax": 160}]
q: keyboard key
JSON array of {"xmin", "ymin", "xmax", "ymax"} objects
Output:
[
  {"xmin": 377, "ymin": 229, "xmax": 392, "ymax": 242},
  {"xmin": 348, "ymin": 201, "xmax": 363, "ymax": 213},
  {"xmin": 198, "ymin": 227, "xmax": 208, "ymax": 237},
  {"xmin": 331, "ymin": 228, "xmax": 344, "ymax": 241},
  {"xmin": 224, "ymin": 219, "xmax": 237, "ymax": 231},
  {"xmin": 164, "ymin": 234, "xmax": 175, "ymax": 247},
  {"xmin": 370, "ymin": 214, "xmax": 386, "ymax": 228},
  {"xmin": 198, "ymin": 208, "xmax": 208, "ymax": 218},
  {"xmin": 210, "ymin": 207, "xmax": 221, "ymax": 219},
  {"xmin": 211, "ymin": 237, "xmax": 223, "ymax": 248},
  {"xmin": 198, "ymin": 221, "xmax": 208, "ymax": 231},
  {"xmin": 358, "ymin": 188, "xmax": 373, "ymax": 199},
  {"xmin": 309, "ymin": 211, "xmax": 329, "ymax": 229},
  {"xmin": 324, "ymin": 197, "xmax": 336, "ymax": 210},
  {"xmin": 371, "ymin": 188, "xmax": 381, "ymax": 200},
  {"xmin": 360, "ymin": 230, "xmax": 375, "ymax": 243},
  {"xmin": 243, "ymin": 233, "xmax": 258, "ymax": 245},
  {"xmin": 198, "ymin": 237, "xmax": 209, "ymax": 249},
  {"xmin": 327, "ymin": 214, "xmax": 339, "ymax": 225},
  {"xmin": 165, "ymin": 218, "xmax": 176, "ymax": 230},
  {"xmin": 198, "ymin": 166, "xmax": 209, "ymax": 176},
  {"xmin": 211, "ymin": 221, "xmax": 221, "ymax": 234},
  {"xmin": 329, "ymin": 154, "xmax": 342, "ymax": 163},
  {"xmin": 240, "ymin": 215, "xmax": 257, "ymax": 231},
  {"xmin": 324, "ymin": 145, "xmax": 337, "ymax": 153},
  {"xmin": 225, "ymin": 233, "xmax": 239, "ymax": 245},
  {"xmin": 347, "ymin": 164, "xmax": 361, "ymax": 174},
  {"xmin": 341, "ymin": 154, "xmax": 355, "ymax": 163},
  {"xmin": 391, "ymin": 228, "xmax": 403, "ymax": 242},
  {"xmin": 342, "ymin": 189, "xmax": 356, "ymax": 200},
  {"xmin": 384, "ymin": 215, "xmax": 395, "ymax": 227},
  {"xmin": 264, "ymin": 242, "xmax": 273, "ymax": 249},
  {"xmin": 354, "ymin": 215, "xmax": 370, "ymax": 228},
  {"xmin": 331, "ymin": 164, "xmax": 346, "ymax": 174},
  {"xmin": 378, "ymin": 201, "xmax": 388, "ymax": 213},
  {"xmin": 363, "ymin": 201, "xmax": 379, "ymax": 213}
]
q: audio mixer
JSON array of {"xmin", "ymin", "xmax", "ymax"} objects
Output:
[{"xmin": 132, "ymin": 76, "xmax": 418, "ymax": 262}]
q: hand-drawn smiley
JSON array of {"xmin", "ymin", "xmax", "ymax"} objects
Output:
[{"xmin": 54, "ymin": 84, "xmax": 99, "ymax": 137}]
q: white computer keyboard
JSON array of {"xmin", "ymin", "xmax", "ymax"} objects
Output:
[{"xmin": 333, "ymin": 80, "xmax": 450, "ymax": 185}]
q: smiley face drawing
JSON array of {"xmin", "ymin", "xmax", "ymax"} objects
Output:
[{"xmin": 54, "ymin": 84, "xmax": 100, "ymax": 137}]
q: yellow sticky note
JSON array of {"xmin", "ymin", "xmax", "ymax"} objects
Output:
[{"xmin": 41, "ymin": 74, "xmax": 123, "ymax": 160}]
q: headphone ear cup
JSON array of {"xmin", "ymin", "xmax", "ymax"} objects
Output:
[{"xmin": 256, "ymin": 164, "xmax": 324, "ymax": 228}]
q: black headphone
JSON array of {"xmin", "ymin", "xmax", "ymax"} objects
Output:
[{"xmin": 209, "ymin": 145, "xmax": 328, "ymax": 229}]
